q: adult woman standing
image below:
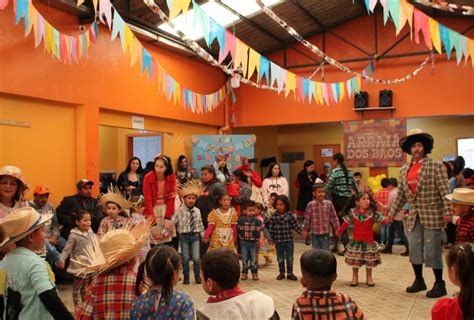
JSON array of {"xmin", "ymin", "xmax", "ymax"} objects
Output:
[
  {"xmin": 175, "ymin": 155, "xmax": 197, "ymax": 185},
  {"xmin": 296, "ymin": 160, "xmax": 318, "ymax": 217},
  {"xmin": 143, "ymin": 155, "xmax": 177, "ymax": 245},
  {"xmin": 117, "ymin": 157, "xmax": 143, "ymax": 196},
  {"xmin": 213, "ymin": 154, "xmax": 231, "ymax": 184},
  {"xmin": 388, "ymin": 129, "xmax": 452, "ymax": 298},
  {"xmin": 262, "ymin": 163, "xmax": 289, "ymax": 207},
  {"xmin": 0, "ymin": 165, "xmax": 29, "ymax": 218},
  {"xmin": 326, "ymin": 153, "xmax": 358, "ymax": 254}
]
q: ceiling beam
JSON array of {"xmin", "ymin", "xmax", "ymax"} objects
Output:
[{"xmin": 290, "ymin": 0, "xmax": 326, "ymax": 30}]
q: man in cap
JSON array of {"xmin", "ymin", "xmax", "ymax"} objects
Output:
[{"xmin": 56, "ymin": 179, "xmax": 103, "ymax": 239}]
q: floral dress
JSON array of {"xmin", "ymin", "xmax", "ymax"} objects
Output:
[
  {"xmin": 130, "ymin": 289, "xmax": 194, "ymax": 320},
  {"xmin": 207, "ymin": 208, "xmax": 238, "ymax": 251},
  {"xmin": 342, "ymin": 208, "xmax": 384, "ymax": 268}
]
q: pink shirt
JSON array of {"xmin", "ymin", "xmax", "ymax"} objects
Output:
[{"xmin": 155, "ymin": 180, "xmax": 166, "ymax": 206}]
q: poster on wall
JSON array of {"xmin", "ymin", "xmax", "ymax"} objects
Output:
[
  {"xmin": 192, "ymin": 135, "xmax": 256, "ymax": 173},
  {"xmin": 343, "ymin": 119, "xmax": 406, "ymax": 167}
]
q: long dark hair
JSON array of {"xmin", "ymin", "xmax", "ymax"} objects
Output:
[
  {"xmin": 232, "ymin": 169, "xmax": 248, "ymax": 184},
  {"xmin": 333, "ymin": 153, "xmax": 349, "ymax": 186},
  {"xmin": 124, "ymin": 157, "xmax": 143, "ymax": 174},
  {"xmin": 154, "ymin": 155, "xmax": 173, "ymax": 176},
  {"xmin": 135, "ymin": 246, "xmax": 181, "ymax": 303},
  {"xmin": 177, "ymin": 155, "xmax": 188, "ymax": 172},
  {"xmin": 446, "ymin": 243, "xmax": 473, "ymax": 319},
  {"xmin": 341, "ymin": 192, "xmax": 377, "ymax": 216},
  {"xmin": 265, "ymin": 163, "xmax": 283, "ymax": 179}
]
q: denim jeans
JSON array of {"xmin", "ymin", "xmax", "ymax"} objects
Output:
[
  {"xmin": 275, "ymin": 240, "xmax": 294, "ymax": 274},
  {"xmin": 380, "ymin": 223, "xmax": 391, "ymax": 243},
  {"xmin": 180, "ymin": 233, "xmax": 201, "ymax": 277},
  {"xmin": 240, "ymin": 240, "xmax": 258, "ymax": 274},
  {"xmin": 311, "ymin": 234, "xmax": 330, "ymax": 251},
  {"xmin": 388, "ymin": 220, "xmax": 409, "ymax": 248}
]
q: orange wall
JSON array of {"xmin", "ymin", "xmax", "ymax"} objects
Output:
[{"xmin": 234, "ymin": 14, "xmax": 473, "ymax": 127}]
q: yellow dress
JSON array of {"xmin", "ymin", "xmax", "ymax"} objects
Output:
[{"xmin": 207, "ymin": 208, "xmax": 238, "ymax": 251}]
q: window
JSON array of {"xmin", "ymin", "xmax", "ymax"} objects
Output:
[
  {"xmin": 132, "ymin": 135, "xmax": 162, "ymax": 165},
  {"xmin": 457, "ymin": 138, "xmax": 474, "ymax": 168}
]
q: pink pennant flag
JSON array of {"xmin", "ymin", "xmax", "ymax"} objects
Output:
[
  {"xmin": 296, "ymin": 76, "xmax": 304, "ymax": 101},
  {"xmin": 99, "ymin": 0, "xmax": 112, "ymax": 29},
  {"xmin": 34, "ymin": 15, "xmax": 45, "ymax": 48},
  {"xmin": 327, "ymin": 83, "xmax": 335, "ymax": 104},
  {"xmin": 59, "ymin": 34, "xmax": 69, "ymax": 64},
  {"xmin": 219, "ymin": 30, "xmax": 236, "ymax": 63},
  {"xmin": 70, "ymin": 36, "xmax": 78, "ymax": 63},
  {"xmin": 368, "ymin": 0, "xmax": 377, "ymax": 12},
  {"xmin": 321, "ymin": 83, "xmax": 329, "ymax": 105},
  {"xmin": 0, "ymin": 0, "xmax": 8, "ymax": 10},
  {"xmin": 413, "ymin": 9, "xmax": 432, "ymax": 49}
]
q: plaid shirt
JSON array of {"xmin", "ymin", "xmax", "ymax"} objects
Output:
[
  {"xmin": 304, "ymin": 200, "xmax": 340, "ymax": 235},
  {"xmin": 237, "ymin": 216, "xmax": 263, "ymax": 241},
  {"xmin": 374, "ymin": 188, "xmax": 390, "ymax": 216},
  {"xmin": 456, "ymin": 211, "xmax": 474, "ymax": 244},
  {"xmin": 77, "ymin": 264, "xmax": 137, "ymax": 320},
  {"xmin": 291, "ymin": 290, "xmax": 365, "ymax": 320},
  {"xmin": 389, "ymin": 157, "xmax": 453, "ymax": 231},
  {"xmin": 267, "ymin": 212, "xmax": 301, "ymax": 243},
  {"xmin": 326, "ymin": 167, "xmax": 358, "ymax": 198},
  {"xmin": 170, "ymin": 206, "xmax": 205, "ymax": 235}
]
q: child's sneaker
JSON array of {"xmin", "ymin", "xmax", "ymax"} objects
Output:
[
  {"xmin": 195, "ymin": 275, "xmax": 202, "ymax": 284},
  {"xmin": 241, "ymin": 273, "xmax": 248, "ymax": 280},
  {"xmin": 287, "ymin": 273, "xmax": 298, "ymax": 281},
  {"xmin": 276, "ymin": 273, "xmax": 285, "ymax": 280},
  {"xmin": 183, "ymin": 275, "xmax": 190, "ymax": 285},
  {"xmin": 252, "ymin": 273, "xmax": 259, "ymax": 281}
]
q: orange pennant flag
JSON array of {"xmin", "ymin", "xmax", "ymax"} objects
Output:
[
  {"xmin": 234, "ymin": 39, "xmax": 249, "ymax": 78},
  {"xmin": 400, "ymin": 0, "xmax": 414, "ymax": 39}
]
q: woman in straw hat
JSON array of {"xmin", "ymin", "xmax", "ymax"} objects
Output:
[
  {"xmin": 0, "ymin": 207, "xmax": 73, "ymax": 319},
  {"xmin": 0, "ymin": 165, "xmax": 29, "ymax": 219},
  {"xmin": 97, "ymin": 186, "xmax": 132, "ymax": 238},
  {"xmin": 445, "ymin": 188, "xmax": 474, "ymax": 244},
  {"xmin": 76, "ymin": 221, "xmax": 151, "ymax": 319},
  {"xmin": 388, "ymin": 128, "xmax": 453, "ymax": 298}
]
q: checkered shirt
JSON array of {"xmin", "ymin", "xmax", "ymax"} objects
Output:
[
  {"xmin": 456, "ymin": 211, "xmax": 474, "ymax": 244},
  {"xmin": 389, "ymin": 157, "xmax": 453, "ymax": 231},
  {"xmin": 267, "ymin": 212, "xmax": 301, "ymax": 243},
  {"xmin": 303, "ymin": 200, "xmax": 340, "ymax": 235},
  {"xmin": 326, "ymin": 168, "xmax": 358, "ymax": 198},
  {"xmin": 374, "ymin": 188, "xmax": 390, "ymax": 216},
  {"xmin": 291, "ymin": 290, "xmax": 365, "ymax": 320},
  {"xmin": 170, "ymin": 206, "xmax": 205, "ymax": 235},
  {"xmin": 237, "ymin": 216, "xmax": 263, "ymax": 241},
  {"xmin": 77, "ymin": 264, "xmax": 137, "ymax": 320}
]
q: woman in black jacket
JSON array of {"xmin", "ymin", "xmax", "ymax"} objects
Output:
[{"xmin": 296, "ymin": 160, "xmax": 318, "ymax": 218}]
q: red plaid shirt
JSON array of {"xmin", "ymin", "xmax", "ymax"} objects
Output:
[
  {"xmin": 304, "ymin": 200, "xmax": 340, "ymax": 235},
  {"xmin": 455, "ymin": 211, "xmax": 474, "ymax": 244},
  {"xmin": 77, "ymin": 263, "xmax": 137, "ymax": 320},
  {"xmin": 374, "ymin": 188, "xmax": 390, "ymax": 216}
]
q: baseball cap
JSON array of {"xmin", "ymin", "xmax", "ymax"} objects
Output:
[
  {"xmin": 33, "ymin": 184, "xmax": 51, "ymax": 195},
  {"xmin": 76, "ymin": 179, "xmax": 94, "ymax": 189}
]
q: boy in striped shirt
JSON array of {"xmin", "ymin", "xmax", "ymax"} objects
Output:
[{"xmin": 292, "ymin": 249, "xmax": 365, "ymax": 320}]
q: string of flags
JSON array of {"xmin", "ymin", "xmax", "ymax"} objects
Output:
[{"xmin": 1, "ymin": 0, "xmax": 228, "ymax": 113}]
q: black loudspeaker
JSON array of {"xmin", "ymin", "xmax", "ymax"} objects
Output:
[
  {"xmin": 260, "ymin": 156, "xmax": 277, "ymax": 168},
  {"xmin": 379, "ymin": 90, "xmax": 393, "ymax": 107},
  {"xmin": 354, "ymin": 91, "xmax": 368, "ymax": 109}
]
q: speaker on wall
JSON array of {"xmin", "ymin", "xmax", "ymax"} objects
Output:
[
  {"xmin": 354, "ymin": 91, "xmax": 369, "ymax": 109},
  {"xmin": 379, "ymin": 90, "xmax": 393, "ymax": 107}
]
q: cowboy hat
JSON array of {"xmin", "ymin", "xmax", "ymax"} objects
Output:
[
  {"xmin": 399, "ymin": 128, "xmax": 434, "ymax": 154},
  {"xmin": 73, "ymin": 221, "xmax": 151, "ymax": 276},
  {"xmin": 0, "ymin": 207, "xmax": 52, "ymax": 247},
  {"xmin": 446, "ymin": 188, "xmax": 474, "ymax": 206},
  {"xmin": 0, "ymin": 165, "xmax": 27, "ymax": 186},
  {"xmin": 99, "ymin": 186, "xmax": 132, "ymax": 211},
  {"xmin": 178, "ymin": 179, "xmax": 203, "ymax": 198}
]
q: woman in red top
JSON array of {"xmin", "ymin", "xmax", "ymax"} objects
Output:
[
  {"xmin": 337, "ymin": 192, "xmax": 384, "ymax": 287},
  {"xmin": 143, "ymin": 155, "xmax": 177, "ymax": 245},
  {"xmin": 431, "ymin": 243, "xmax": 473, "ymax": 320}
]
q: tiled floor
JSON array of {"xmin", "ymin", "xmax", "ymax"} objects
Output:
[{"xmin": 58, "ymin": 242, "xmax": 457, "ymax": 319}]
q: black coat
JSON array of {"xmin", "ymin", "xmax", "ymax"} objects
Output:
[
  {"xmin": 296, "ymin": 170, "xmax": 318, "ymax": 212},
  {"xmin": 194, "ymin": 180, "xmax": 226, "ymax": 229},
  {"xmin": 56, "ymin": 194, "xmax": 103, "ymax": 238}
]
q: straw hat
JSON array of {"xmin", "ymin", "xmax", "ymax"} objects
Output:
[
  {"xmin": 399, "ymin": 128, "xmax": 434, "ymax": 154},
  {"xmin": 73, "ymin": 221, "xmax": 151, "ymax": 276},
  {"xmin": 313, "ymin": 178, "xmax": 325, "ymax": 189},
  {"xmin": 446, "ymin": 188, "xmax": 474, "ymax": 206},
  {"xmin": 0, "ymin": 207, "xmax": 53, "ymax": 247},
  {"xmin": 178, "ymin": 179, "xmax": 203, "ymax": 198},
  {"xmin": 0, "ymin": 165, "xmax": 27, "ymax": 185},
  {"xmin": 99, "ymin": 186, "xmax": 132, "ymax": 211}
]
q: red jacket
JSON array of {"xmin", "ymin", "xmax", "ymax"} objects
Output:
[
  {"xmin": 236, "ymin": 164, "xmax": 262, "ymax": 188},
  {"xmin": 142, "ymin": 172, "xmax": 177, "ymax": 220}
]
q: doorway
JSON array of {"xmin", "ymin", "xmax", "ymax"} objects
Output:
[{"xmin": 313, "ymin": 144, "xmax": 341, "ymax": 173}]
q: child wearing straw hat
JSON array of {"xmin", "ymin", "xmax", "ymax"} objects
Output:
[
  {"xmin": 76, "ymin": 221, "xmax": 151, "ymax": 319},
  {"xmin": 97, "ymin": 187, "xmax": 132, "ymax": 238},
  {"xmin": 0, "ymin": 207, "xmax": 73, "ymax": 319},
  {"xmin": 170, "ymin": 180, "xmax": 205, "ymax": 285},
  {"xmin": 446, "ymin": 188, "xmax": 474, "ymax": 244}
]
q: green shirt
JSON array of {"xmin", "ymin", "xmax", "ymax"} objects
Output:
[
  {"xmin": 326, "ymin": 167, "xmax": 358, "ymax": 198},
  {"xmin": 0, "ymin": 247, "xmax": 56, "ymax": 320}
]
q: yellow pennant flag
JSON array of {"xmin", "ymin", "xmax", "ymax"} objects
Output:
[
  {"xmin": 92, "ymin": 0, "xmax": 98, "ymax": 13},
  {"xmin": 339, "ymin": 82, "xmax": 345, "ymax": 102},
  {"xmin": 357, "ymin": 77, "xmax": 362, "ymax": 92},
  {"xmin": 469, "ymin": 39, "xmax": 474, "ymax": 68},
  {"xmin": 247, "ymin": 48, "xmax": 261, "ymax": 80},
  {"xmin": 169, "ymin": 0, "xmax": 191, "ymax": 20},
  {"xmin": 428, "ymin": 18, "xmax": 441, "ymax": 53},
  {"xmin": 123, "ymin": 27, "xmax": 136, "ymax": 66},
  {"xmin": 234, "ymin": 40, "xmax": 249, "ymax": 78},
  {"xmin": 285, "ymin": 72, "xmax": 296, "ymax": 98},
  {"xmin": 400, "ymin": 0, "xmax": 414, "ymax": 39},
  {"xmin": 315, "ymin": 82, "xmax": 323, "ymax": 105},
  {"xmin": 45, "ymin": 24, "xmax": 54, "ymax": 55}
]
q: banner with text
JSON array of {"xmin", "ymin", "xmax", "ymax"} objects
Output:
[{"xmin": 343, "ymin": 119, "xmax": 406, "ymax": 167}]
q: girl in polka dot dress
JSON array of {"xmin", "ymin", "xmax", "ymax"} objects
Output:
[{"xmin": 131, "ymin": 246, "xmax": 195, "ymax": 319}]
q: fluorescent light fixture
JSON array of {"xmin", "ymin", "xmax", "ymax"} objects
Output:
[{"xmin": 158, "ymin": 0, "xmax": 281, "ymax": 41}]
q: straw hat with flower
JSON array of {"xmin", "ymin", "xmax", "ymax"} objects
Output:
[
  {"xmin": 73, "ymin": 220, "xmax": 152, "ymax": 276},
  {"xmin": 0, "ymin": 207, "xmax": 53, "ymax": 247},
  {"xmin": 178, "ymin": 179, "xmax": 203, "ymax": 198},
  {"xmin": 445, "ymin": 188, "xmax": 474, "ymax": 206},
  {"xmin": 99, "ymin": 186, "xmax": 132, "ymax": 211}
]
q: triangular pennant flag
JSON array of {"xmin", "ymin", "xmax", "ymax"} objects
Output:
[
  {"xmin": 347, "ymin": 79, "xmax": 353, "ymax": 97},
  {"xmin": 247, "ymin": 48, "xmax": 261, "ymax": 80},
  {"xmin": 413, "ymin": 9, "xmax": 432, "ymax": 49},
  {"xmin": 194, "ymin": 3, "xmax": 210, "ymax": 46},
  {"xmin": 169, "ymin": 0, "xmax": 190, "ymax": 20},
  {"xmin": 400, "ymin": 0, "xmax": 414, "ymax": 39},
  {"xmin": 307, "ymin": 80, "xmax": 316, "ymax": 103},
  {"xmin": 339, "ymin": 82, "xmax": 345, "ymax": 102},
  {"xmin": 321, "ymin": 83, "xmax": 329, "ymax": 105},
  {"xmin": 278, "ymin": 68, "xmax": 287, "ymax": 94},
  {"xmin": 270, "ymin": 62, "xmax": 280, "ymax": 88},
  {"xmin": 99, "ymin": 0, "xmax": 112, "ymax": 29},
  {"xmin": 142, "ymin": 48, "xmax": 153, "ymax": 79},
  {"xmin": 234, "ymin": 39, "xmax": 249, "ymax": 78},
  {"xmin": 219, "ymin": 30, "xmax": 236, "ymax": 63},
  {"xmin": 469, "ymin": 39, "xmax": 474, "ymax": 68},
  {"xmin": 439, "ymin": 24, "xmax": 451, "ymax": 60},
  {"xmin": 258, "ymin": 56, "xmax": 270, "ymax": 84},
  {"xmin": 449, "ymin": 29, "xmax": 462, "ymax": 64},
  {"xmin": 0, "ymin": 0, "xmax": 9, "ymax": 10},
  {"xmin": 302, "ymin": 78, "xmax": 309, "ymax": 102},
  {"xmin": 15, "ymin": 0, "xmax": 28, "ymax": 30},
  {"xmin": 380, "ymin": 0, "xmax": 389, "ymax": 25},
  {"xmin": 428, "ymin": 18, "xmax": 441, "ymax": 54},
  {"xmin": 331, "ymin": 83, "xmax": 339, "ymax": 103},
  {"xmin": 316, "ymin": 82, "xmax": 323, "ymax": 105},
  {"xmin": 111, "ymin": 12, "xmax": 124, "ymax": 42},
  {"xmin": 387, "ymin": 0, "xmax": 400, "ymax": 31},
  {"xmin": 209, "ymin": 17, "xmax": 225, "ymax": 55}
]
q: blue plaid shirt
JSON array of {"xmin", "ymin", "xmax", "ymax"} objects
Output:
[
  {"xmin": 237, "ymin": 216, "xmax": 263, "ymax": 241},
  {"xmin": 267, "ymin": 212, "xmax": 301, "ymax": 243}
]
